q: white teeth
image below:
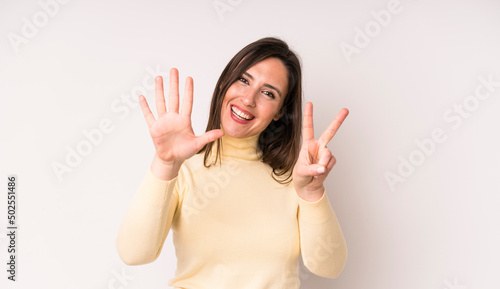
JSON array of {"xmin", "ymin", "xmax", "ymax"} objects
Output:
[{"xmin": 231, "ymin": 106, "xmax": 253, "ymax": 120}]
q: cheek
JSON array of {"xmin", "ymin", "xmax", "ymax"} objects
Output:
[
  {"xmin": 274, "ymin": 101, "xmax": 285, "ymax": 115},
  {"xmin": 222, "ymin": 87, "xmax": 236, "ymax": 104},
  {"xmin": 222, "ymin": 87, "xmax": 236, "ymax": 105},
  {"xmin": 226, "ymin": 82, "xmax": 240, "ymax": 94},
  {"xmin": 261, "ymin": 104, "xmax": 280, "ymax": 120}
]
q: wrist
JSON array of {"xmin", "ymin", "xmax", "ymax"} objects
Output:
[
  {"xmin": 295, "ymin": 186, "xmax": 325, "ymax": 202},
  {"xmin": 150, "ymin": 153, "xmax": 183, "ymax": 181}
]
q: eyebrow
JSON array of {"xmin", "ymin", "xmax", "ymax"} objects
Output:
[{"xmin": 243, "ymin": 72, "xmax": 283, "ymax": 98}]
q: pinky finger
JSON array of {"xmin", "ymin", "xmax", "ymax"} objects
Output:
[{"xmin": 139, "ymin": 95, "xmax": 156, "ymax": 127}]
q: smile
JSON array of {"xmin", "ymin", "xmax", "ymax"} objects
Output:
[{"xmin": 231, "ymin": 105, "xmax": 255, "ymax": 121}]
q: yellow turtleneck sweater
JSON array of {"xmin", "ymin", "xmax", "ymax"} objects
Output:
[{"xmin": 116, "ymin": 133, "xmax": 347, "ymax": 288}]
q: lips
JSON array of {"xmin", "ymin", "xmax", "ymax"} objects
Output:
[{"xmin": 230, "ymin": 105, "xmax": 255, "ymax": 121}]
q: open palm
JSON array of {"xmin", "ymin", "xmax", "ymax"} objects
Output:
[{"xmin": 139, "ymin": 68, "xmax": 224, "ymax": 165}]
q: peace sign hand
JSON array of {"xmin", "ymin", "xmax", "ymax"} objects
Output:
[
  {"xmin": 139, "ymin": 68, "xmax": 224, "ymax": 168},
  {"xmin": 292, "ymin": 102, "xmax": 349, "ymax": 201}
]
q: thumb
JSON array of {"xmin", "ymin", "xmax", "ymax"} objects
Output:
[{"xmin": 195, "ymin": 129, "xmax": 225, "ymax": 150}]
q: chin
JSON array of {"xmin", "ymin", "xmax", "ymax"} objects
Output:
[
  {"xmin": 223, "ymin": 126, "xmax": 248, "ymax": 138},
  {"xmin": 221, "ymin": 123, "xmax": 252, "ymax": 139}
]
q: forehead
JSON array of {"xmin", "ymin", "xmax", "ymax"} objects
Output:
[{"xmin": 245, "ymin": 57, "xmax": 288, "ymax": 94}]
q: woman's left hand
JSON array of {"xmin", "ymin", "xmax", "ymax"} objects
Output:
[{"xmin": 292, "ymin": 102, "xmax": 349, "ymax": 202}]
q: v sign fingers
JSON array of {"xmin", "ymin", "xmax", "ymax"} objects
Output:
[
  {"xmin": 293, "ymin": 104, "xmax": 349, "ymax": 195},
  {"xmin": 317, "ymin": 108, "xmax": 349, "ymax": 148}
]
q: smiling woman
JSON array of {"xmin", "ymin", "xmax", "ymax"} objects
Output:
[
  {"xmin": 116, "ymin": 37, "xmax": 349, "ymax": 289},
  {"xmin": 200, "ymin": 38, "xmax": 304, "ymax": 183},
  {"xmin": 221, "ymin": 57, "xmax": 287, "ymax": 137}
]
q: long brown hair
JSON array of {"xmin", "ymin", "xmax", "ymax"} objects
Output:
[{"xmin": 198, "ymin": 37, "xmax": 302, "ymax": 184}]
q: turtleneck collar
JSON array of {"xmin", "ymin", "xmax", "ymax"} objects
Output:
[{"xmin": 218, "ymin": 132, "xmax": 262, "ymax": 161}]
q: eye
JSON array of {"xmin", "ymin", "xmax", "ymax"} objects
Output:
[
  {"xmin": 262, "ymin": 91, "xmax": 275, "ymax": 99},
  {"xmin": 238, "ymin": 77, "xmax": 249, "ymax": 85}
]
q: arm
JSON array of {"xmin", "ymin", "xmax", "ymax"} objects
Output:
[
  {"xmin": 292, "ymin": 102, "xmax": 350, "ymax": 277},
  {"xmin": 115, "ymin": 69, "xmax": 223, "ymax": 265},
  {"xmin": 115, "ymin": 159, "xmax": 181, "ymax": 265},
  {"xmin": 297, "ymin": 189, "xmax": 347, "ymax": 278}
]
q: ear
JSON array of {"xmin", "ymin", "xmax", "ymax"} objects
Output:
[{"xmin": 273, "ymin": 109, "xmax": 284, "ymax": 121}]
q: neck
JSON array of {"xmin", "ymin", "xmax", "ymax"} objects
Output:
[{"xmin": 219, "ymin": 133, "xmax": 262, "ymax": 161}]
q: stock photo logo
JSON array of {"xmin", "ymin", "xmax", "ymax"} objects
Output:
[
  {"xmin": 442, "ymin": 276, "xmax": 467, "ymax": 289},
  {"xmin": 302, "ymin": 233, "xmax": 341, "ymax": 276},
  {"xmin": 106, "ymin": 267, "xmax": 135, "ymax": 289},
  {"xmin": 7, "ymin": 0, "xmax": 71, "ymax": 54},
  {"xmin": 182, "ymin": 162, "xmax": 242, "ymax": 224},
  {"xmin": 340, "ymin": 0, "xmax": 404, "ymax": 63},
  {"xmin": 384, "ymin": 74, "xmax": 500, "ymax": 192},
  {"xmin": 50, "ymin": 65, "xmax": 168, "ymax": 183},
  {"xmin": 213, "ymin": 0, "xmax": 243, "ymax": 21}
]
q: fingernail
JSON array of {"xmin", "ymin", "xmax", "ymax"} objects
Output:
[
  {"xmin": 314, "ymin": 175, "xmax": 319, "ymax": 179},
  {"xmin": 317, "ymin": 166, "xmax": 325, "ymax": 174}
]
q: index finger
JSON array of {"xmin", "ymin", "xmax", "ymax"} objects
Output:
[
  {"xmin": 302, "ymin": 102, "xmax": 314, "ymax": 142},
  {"xmin": 318, "ymin": 108, "xmax": 349, "ymax": 147}
]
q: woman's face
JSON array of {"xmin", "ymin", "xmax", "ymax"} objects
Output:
[{"xmin": 221, "ymin": 57, "xmax": 289, "ymax": 139}]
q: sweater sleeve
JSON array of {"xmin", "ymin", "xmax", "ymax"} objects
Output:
[
  {"xmin": 297, "ymin": 189, "xmax": 348, "ymax": 278},
  {"xmin": 116, "ymin": 167, "xmax": 181, "ymax": 265}
]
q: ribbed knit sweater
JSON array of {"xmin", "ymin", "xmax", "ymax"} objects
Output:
[{"xmin": 116, "ymin": 133, "xmax": 347, "ymax": 288}]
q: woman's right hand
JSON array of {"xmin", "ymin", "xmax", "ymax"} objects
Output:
[{"xmin": 139, "ymin": 68, "xmax": 224, "ymax": 168}]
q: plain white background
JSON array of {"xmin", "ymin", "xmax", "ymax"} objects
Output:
[{"xmin": 1, "ymin": 0, "xmax": 500, "ymax": 288}]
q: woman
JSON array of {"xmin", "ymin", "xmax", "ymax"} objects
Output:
[{"xmin": 116, "ymin": 37, "xmax": 348, "ymax": 288}]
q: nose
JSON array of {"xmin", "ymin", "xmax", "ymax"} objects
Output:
[{"xmin": 241, "ymin": 89, "xmax": 257, "ymax": 107}]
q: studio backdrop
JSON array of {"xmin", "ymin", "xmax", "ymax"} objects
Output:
[{"xmin": 1, "ymin": 0, "xmax": 499, "ymax": 288}]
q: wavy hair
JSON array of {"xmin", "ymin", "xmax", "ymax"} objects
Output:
[{"xmin": 198, "ymin": 37, "xmax": 302, "ymax": 184}]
